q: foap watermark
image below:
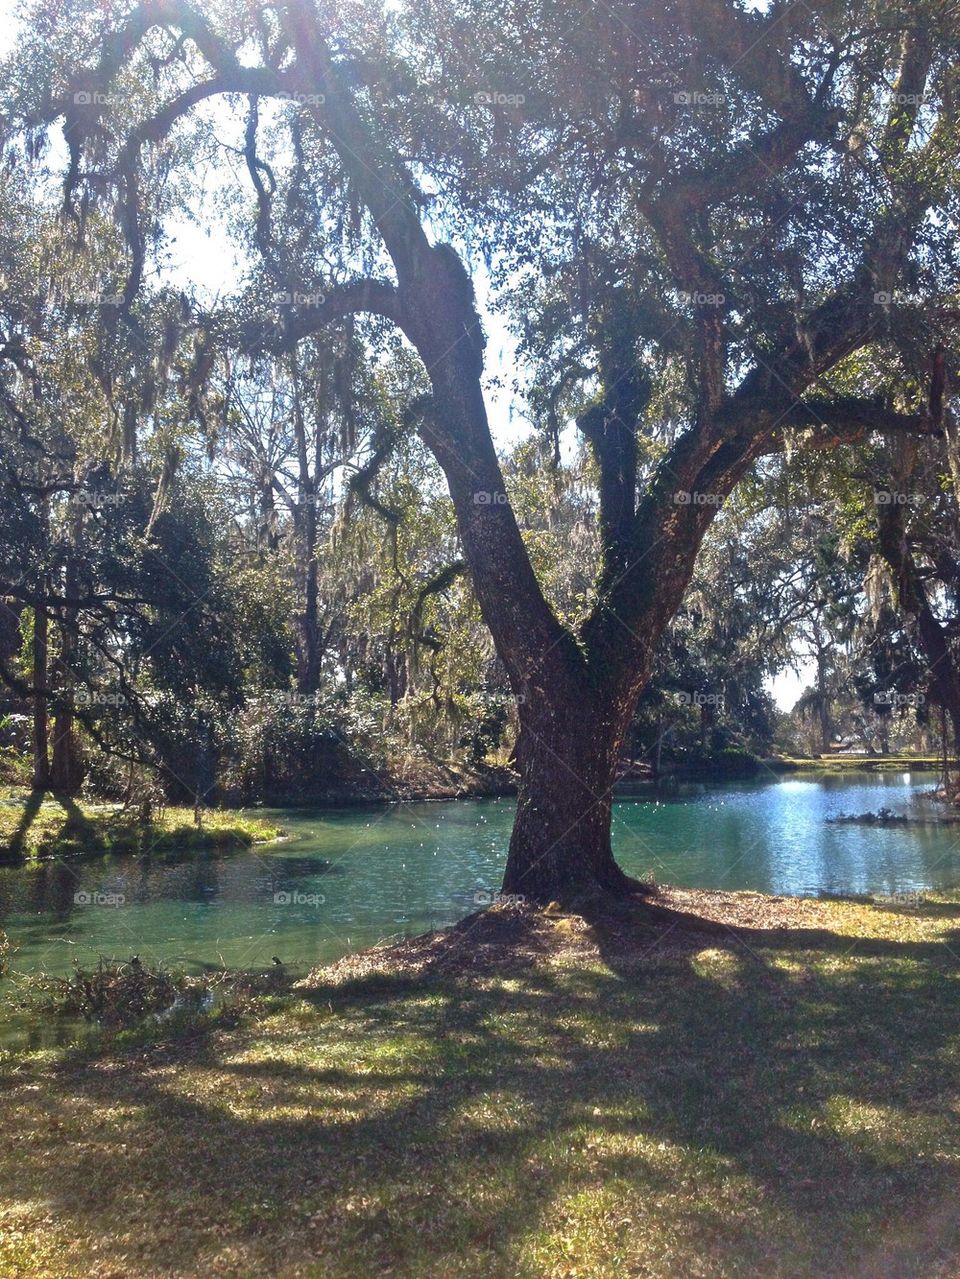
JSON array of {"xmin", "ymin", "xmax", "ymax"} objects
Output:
[
  {"xmin": 887, "ymin": 92, "xmax": 928, "ymax": 107},
  {"xmin": 74, "ymin": 687, "xmax": 126, "ymax": 708},
  {"xmin": 277, "ymin": 90, "xmax": 326, "ymax": 106},
  {"xmin": 474, "ymin": 90, "xmax": 525, "ymax": 107},
  {"xmin": 874, "ymin": 690, "xmax": 925, "ymax": 708},
  {"xmin": 74, "ymin": 889, "xmax": 125, "ymax": 907},
  {"xmin": 677, "ymin": 690, "xmax": 724, "ymax": 708},
  {"xmin": 678, "ymin": 290, "xmax": 726, "ymax": 307},
  {"xmin": 68, "ymin": 489, "xmax": 124, "ymax": 509},
  {"xmin": 674, "ymin": 490, "xmax": 721, "ymax": 506},
  {"xmin": 73, "ymin": 290, "xmax": 123, "ymax": 307},
  {"xmin": 73, "ymin": 90, "xmax": 115, "ymax": 106},
  {"xmin": 273, "ymin": 889, "xmax": 325, "ymax": 907},
  {"xmin": 874, "ymin": 290, "xmax": 925, "ymax": 307},
  {"xmin": 473, "ymin": 888, "xmax": 526, "ymax": 907},
  {"xmin": 875, "ymin": 890, "xmax": 925, "ymax": 908},
  {"xmin": 272, "ymin": 289, "xmax": 326, "ymax": 307},
  {"xmin": 474, "ymin": 490, "xmax": 509, "ymax": 505},
  {"xmin": 673, "ymin": 90, "xmax": 725, "ymax": 107},
  {"xmin": 874, "ymin": 490, "xmax": 922, "ymax": 506},
  {"xmin": 270, "ymin": 689, "xmax": 321, "ymax": 708}
]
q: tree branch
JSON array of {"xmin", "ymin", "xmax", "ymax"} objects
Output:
[
  {"xmin": 772, "ymin": 397, "xmax": 941, "ymax": 441},
  {"xmin": 240, "ymin": 280, "xmax": 406, "ymax": 354}
]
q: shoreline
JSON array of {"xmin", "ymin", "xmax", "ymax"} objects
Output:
[
  {"xmin": 0, "ymin": 793, "xmax": 285, "ymax": 863},
  {"xmin": 1, "ymin": 759, "xmax": 946, "ymax": 860}
]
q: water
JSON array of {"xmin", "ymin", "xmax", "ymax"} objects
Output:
[{"xmin": 1, "ymin": 772, "xmax": 958, "ymax": 991}]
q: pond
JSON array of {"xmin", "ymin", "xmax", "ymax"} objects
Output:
[{"xmin": 1, "ymin": 771, "xmax": 958, "ymax": 995}]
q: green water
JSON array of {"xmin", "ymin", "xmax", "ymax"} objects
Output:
[{"xmin": 1, "ymin": 772, "xmax": 957, "ymax": 992}]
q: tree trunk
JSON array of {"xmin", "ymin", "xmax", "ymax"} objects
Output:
[
  {"xmin": 942, "ymin": 705, "xmax": 952, "ymax": 792},
  {"xmin": 51, "ymin": 553, "xmax": 82, "ymax": 794},
  {"xmin": 876, "ymin": 499, "xmax": 960, "ymax": 774},
  {"xmin": 296, "ymin": 551, "xmax": 321, "ymax": 695},
  {"xmin": 292, "ymin": 356, "xmax": 322, "ymax": 696},
  {"xmin": 500, "ymin": 700, "xmax": 639, "ymax": 902},
  {"xmin": 700, "ymin": 699, "xmax": 717, "ymax": 750},
  {"xmin": 815, "ymin": 648, "xmax": 832, "ymax": 754},
  {"xmin": 31, "ymin": 589, "xmax": 50, "ymax": 792},
  {"xmin": 50, "ymin": 691, "xmax": 80, "ymax": 792}
]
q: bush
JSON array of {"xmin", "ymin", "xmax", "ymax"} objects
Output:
[
  {"xmin": 0, "ymin": 713, "xmax": 31, "ymax": 786},
  {"xmin": 23, "ymin": 957, "xmax": 209, "ymax": 1027},
  {"xmin": 226, "ymin": 688, "xmax": 386, "ymax": 802},
  {"xmin": 705, "ymin": 746, "xmax": 761, "ymax": 778},
  {"xmin": 658, "ymin": 744, "xmax": 761, "ymax": 779}
]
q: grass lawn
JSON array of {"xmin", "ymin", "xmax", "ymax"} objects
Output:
[
  {"xmin": 769, "ymin": 755, "xmax": 949, "ymax": 772},
  {"xmin": 0, "ymin": 788, "xmax": 284, "ymax": 860},
  {"xmin": 2, "ymin": 887, "xmax": 960, "ymax": 1277}
]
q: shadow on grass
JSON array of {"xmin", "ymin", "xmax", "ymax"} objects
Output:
[
  {"xmin": 3, "ymin": 905, "xmax": 960, "ymax": 1277},
  {"xmin": 2, "ymin": 787, "xmax": 45, "ymax": 860},
  {"xmin": 0, "ymin": 792, "xmax": 282, "ymax": 867},
  {"xmin": 1, "ymin": 789, "xmax": 107, "ymax": 863}
]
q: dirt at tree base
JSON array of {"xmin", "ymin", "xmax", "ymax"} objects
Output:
[{"xmin": 299, "ymin": 884, "xmax": 923, "ymax": 992}]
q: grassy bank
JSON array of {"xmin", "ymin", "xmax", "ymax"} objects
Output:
[
  {"xmin": 767, "ymin": 754, "xmax": 949, "ymax": 773},
  {"xmin": 0, "ymin": 789, "xmax": 284, "ymax": 860},
  {"xmin": 3, "ymin": 888, "xmax": 960, "ymax": 1277}
]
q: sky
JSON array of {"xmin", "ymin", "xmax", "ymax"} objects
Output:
[{"xmin": 0, "ymin": 0, "xmax": 810, "ymax": 711}]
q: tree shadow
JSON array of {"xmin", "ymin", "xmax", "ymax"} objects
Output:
[
  {"xmin": 53, "ymin": 791, "xmax": 106, "ymax": 846},
  {"xmin": 2, "ymin": 787, "xmax": 45, "ymax": 861},
  {"xmin": 4, "ymin": 904, "xmax": 960, "ymax": 1276},
  {"xmin": 1, "ymin": 790, "xmax": 108, "ymax": 864}
]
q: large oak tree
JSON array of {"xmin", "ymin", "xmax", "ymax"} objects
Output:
[{"xmin": 4, "ymin": 0, "xmax": 959, "ymax": 899}]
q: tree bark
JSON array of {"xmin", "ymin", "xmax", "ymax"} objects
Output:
[
  {"xmin": 50, "ymin": 554, "xmax": 82, "ymax": 794},
  {"xmin": 296, "ymin": 550, "xmax": 321, "ymax": 695},
  {"xmin": 50, "ymin": 680, "xmax": 80, "ymax": 791},
  {"xmin": 876, "ymin": 498, "xmax": 960, "ymax": 765},
  {"xmin": 654, "ymin": 711, "xmax": 665, "ymax": 780},
  {"xmin": 31, "ymin": 588, "xmax": 50, "ymax": 792},
  {"xmin": 815, "ymin": 646, "xmax": 832, "ymax": 754},
  {"xmin": 292, "ymin": 364, "xmax": 322, "ymax": 695},
  {"xmin": 501, "ymin": 696, "xmax": 639, "ymax": 902}
]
